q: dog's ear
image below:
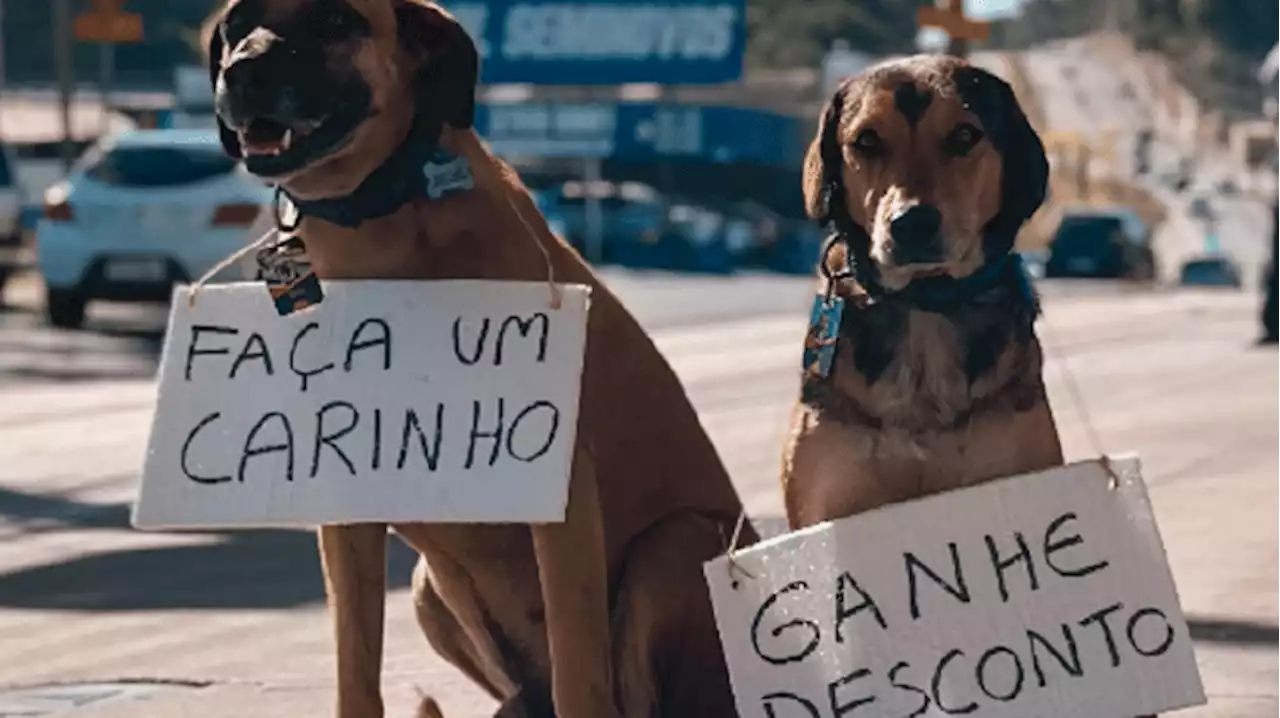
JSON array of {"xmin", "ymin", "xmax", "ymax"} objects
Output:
[
  {"xmin": 955, "ymin": 66, "xmax": 1048, "ymax": 254},
  {"xmin": 202, "ymin": 8, "xmax": 242, "ymax": 159},
  {"xmin": 802, "ymin": 88, "xmax": 845, "ymax": 222},
  {"xmin": 395, "ymin": 1, "xmax": 478, "ymax": 130}
]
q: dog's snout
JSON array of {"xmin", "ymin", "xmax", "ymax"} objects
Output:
[
  {"xmin": 888, "ymin": 204, "xmax": 944, "ymax": 263},
  {"xmin": 889, "ymin": 204, "xmax": 942, "ymax": 243},
  {"xmin": 216, "ymin": 28, "xmax": 310, "ymax": 127}
]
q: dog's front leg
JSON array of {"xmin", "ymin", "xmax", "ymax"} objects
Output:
[
  {"xmin": 319, "ymin": 523, "xmax": 389, "ymax": 718},
  {"xmin": 531, "ymin": 447, "xmax": 621, "ymax": 718}
]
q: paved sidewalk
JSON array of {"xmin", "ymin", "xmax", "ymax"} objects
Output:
[{"xmin": 0, "ymin": 285, "xmax": 1275, "ymax": 717}]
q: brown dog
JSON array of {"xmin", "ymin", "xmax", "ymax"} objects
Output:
[
  {"xmin": 781, "ymin": 55, "xmax": 1066, "ymax": 528},
  {"xmin": 204, "ymin": 2, "xmax": 755, "ymax": 716}
]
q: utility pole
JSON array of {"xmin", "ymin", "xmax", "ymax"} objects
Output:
[
  {"xmin": 0, "ymin": 0, "xmax": 7, "ymax": 143},
  {"xmin": 100, "ymin": 42, "xmax": 114, "ymax": 136},
  {"xmin": 53, "ymin": 0, "xmax": 76, "ymax": 173},
  {"xmin": 1254, "ymin": 41, "xmax": 1274, "ymax": 345},
  {"xmin": 916, "ymin": 0, "xmax": 990, "ymax": 58},
  {"xmin": 1259, "ymin": 94, "xmax": 1280, "ymax": 345}
]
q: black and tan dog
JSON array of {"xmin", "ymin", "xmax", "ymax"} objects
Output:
[
  {"xmin": 781, "ymin": 55, "xmax": 1066, "ymax": 527},
  {"xmin": 204, "ymin": 1, "xmax": 754, "ymax": 716},
  {"xmin": 782, "ymin": 60, "xmax": 1161, "ymax": 718},
  {"xmin": 778, "ymin": 58, "xmax": 1162, "ymax": 716}
]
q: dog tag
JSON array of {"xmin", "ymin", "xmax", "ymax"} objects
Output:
[
  {"xmin": 256, "ymin": 235, "xmax": 324, "ymax": 316},
  {"xmin": 423, "ymin": 148, "xmax": 474, "ymax": 200},
  {"xmin": 802, "ymin": 294, "xmax": 843, "ymax": 379}
]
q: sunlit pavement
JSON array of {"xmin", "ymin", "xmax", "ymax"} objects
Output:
[{"xmin": 0, "ymin": 262, "xmax": 1274, "ymax": 716}]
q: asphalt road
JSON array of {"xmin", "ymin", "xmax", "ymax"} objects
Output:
[
  {"xmin": 0, "ymin": 266, "xmax": 1274, "ymax": 717},
  {"xmin": 974, "ymin": 37, "xmax": 1276, "ymax": 285}
]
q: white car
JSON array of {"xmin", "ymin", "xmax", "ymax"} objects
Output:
[{"xmin": 36, "ymin": 129, "xmax": 272, "ymax": 328}]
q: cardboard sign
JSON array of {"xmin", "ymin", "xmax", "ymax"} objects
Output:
[
  {"xmin": 704, "ymin": 458, "xmax": 1205, "ymax": 718},
  {"xmin": 132, "ymin": 280, "xmax": 591, "ymax": 529}
]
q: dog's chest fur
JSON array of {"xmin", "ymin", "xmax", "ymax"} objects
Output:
[
  {"xmin": 860, "ymin": 310, "xmax": 973, "ymax": 428},
  {"xmin": 784, "ymin": 290, "xmax": 1060, "ymax": 526},
  {"xmin": 805, "ymin": 291, "xmax": 1039, "ymax": 442}
]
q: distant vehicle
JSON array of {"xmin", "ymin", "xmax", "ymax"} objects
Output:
[
  {"xmin": 708, "ymin": 199, "xmax": 824, "ymax": 275},
  {"xmin": 1160, "ymin": 169, "xmax": 1191, "ymax": 193},
  {"xmin": 0, "ymin": 145, "xmax": 27, "ymax": 298},
  {"xmin": 655, "ymin": 202, "xmax": 734, "ymax": 274},
  {"xmin": 543, "ymin": 180, "xmax": 665, "ymax": 260},
  {"xmin": 1057, "ymin": 206, "xmax": 1151, "ymax": 245},
  {"xmin": 1019, "ymin": 249, "xmax": 1049, "ymax": 278},
  {"xmin": 530, "ymin": 190, "xmax": 568, "ymax": 240},
  {"xmin": 35, "ymin": 129, "xmax": 272, "ymax": 329},
  {"xmin": 1178, "ymin": 255, "xmax": 1242, "ymax": 289},
  {"xmin": 1188, "ymin": 195, "xmax": 1213, "ymax": 221},
  {"xmin": 0, "ymin": 146, "xmax": 24, "ymax": 246},
  {"xmin": 1044, "ymin": 212, "xmax": 1157, "ymax": 281}
]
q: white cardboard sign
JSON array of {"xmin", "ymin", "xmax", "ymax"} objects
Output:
[
  {"xmin": 132, "ymin": 280, "xmax": 591, "ymax": 529},
  {"xmin": 704, "ymin": 458, "xmax": 1205, "ymax": 718}
]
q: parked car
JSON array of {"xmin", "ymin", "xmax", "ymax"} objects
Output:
[
  {"xmin": 652, "ymin": 202, "xmax": 735, "ymax": 274},
  {"xmin": 1019, "ymin": 249, "xmax": 1049, "ymax": 278},
  {"xmin": 36, "ymin": 129, "xmax": 271, "ymax": 328},
  {"xmin": 1044, "ymin": 211, "xmax": 1157, "ymax": 281},
  {"xmin": 0, "ymin": 145, "xmax": 24, "ymax": 247},
  {"xmin": 1188, "ymin": 195, "xmax": 1213, "ymax": 221},
  {"xmin": 0, "ymin": 145, "xmax": 27, "ymax": 299},
  {"xmin": 709, "ymin": 199, "xmax": 824, "ymax": 275},
  {"xmin": 542, "ymin": 180, "xmax": 666, "ymax": 262},
  {"xmin": 1178, "ymin": 255, "xmax": 1242, "ymax": 289}
]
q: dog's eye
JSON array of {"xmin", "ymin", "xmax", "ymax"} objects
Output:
[
  {"xmin": 944, "ymin": 123, "xmax": 984, "ymax": 157},
  {"xmin": 851, "ymin": 129, "xmax": 883, "ymax": 156}
]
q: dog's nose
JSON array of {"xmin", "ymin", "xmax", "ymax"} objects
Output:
[
  {"xmin": 888, "ymin": 204, "xmax": 944, "ymax": 263},
  {"xmin": 216, "ymin": 30, "xmax": 302, "ymax": 127},
  {"xmin": 889, "ymin": 204, "xmax": 942, "ymax": 243}
]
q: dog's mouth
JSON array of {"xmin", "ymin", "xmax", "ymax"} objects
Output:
[
  {"xmin": 230, "ymin": 84, "xmax": 373, "ymax": 179},
  {"xmin": 240, "ymin": 117, "xmax": 306, "ymax": 157},
  {"xmin": 872, "ymin": 259, "xmax": 958, "ymax": 291}
]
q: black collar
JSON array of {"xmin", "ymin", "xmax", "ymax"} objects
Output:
[
  {"xmin": 871, "ymin": 252, "xmax": 1032, "ymax": 313},
  {"xmin": 273, "ymin": 114, "xmax": 444, "ymax": 231},
  {"xmin": 820, "ymin": 230, "xmax": 1036, "ymax": 315}
]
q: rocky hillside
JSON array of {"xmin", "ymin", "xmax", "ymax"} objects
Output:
[{"xmin": 989, "ymin": 0, "xmax": 1278, "ymax": 119}]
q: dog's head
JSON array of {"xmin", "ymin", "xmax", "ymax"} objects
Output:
[
  {"xmin": 803, "ymin": 55, "xmax": 1047, "ymax": 290},
  {"xmin": 204, "ymin": 0, "xmax": 477, "ymax": 199}
]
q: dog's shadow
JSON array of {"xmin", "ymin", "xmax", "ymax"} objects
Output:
[{"xmin": 0, "ymin": 485, "xmax": 416, "ymax": 611}]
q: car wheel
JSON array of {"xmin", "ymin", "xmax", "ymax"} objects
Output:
[{"xmin": 45, "ymin": 289, "xmax": 87, "ymax": 329}]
